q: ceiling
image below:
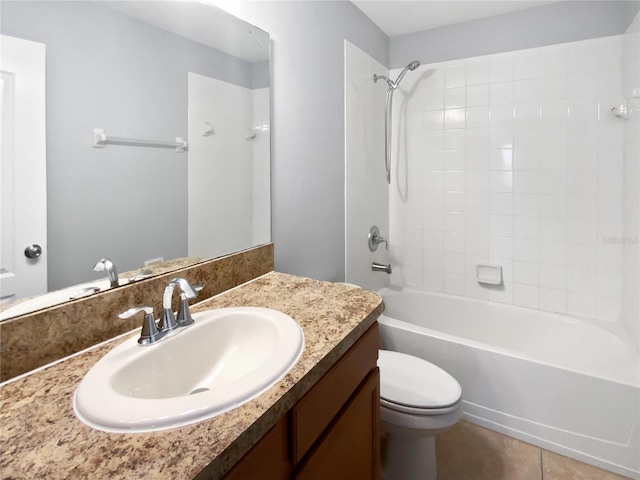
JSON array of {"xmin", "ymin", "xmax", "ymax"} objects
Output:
[{"xmin": 351, "ymin": 0, "xmax": 558, "ymax": 37}]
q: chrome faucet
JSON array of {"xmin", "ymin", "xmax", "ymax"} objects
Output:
[
  {"xmin": 160, "ymin": 277, "xmax": 199, "ymax": 331},
  {"xmin": 119, "ymin": 306, "xmax": 166, "ymax": 345},
  {"xmin": 93, "ymin": 258, "xmax": 119, "ymax": 288},
  {"xmin": 119, "ymin": 278, "xmax": 202, "ymax": 345},
  {"xmin": 372, "ymin": 262, "xmax": 392, "ymax": 274}
]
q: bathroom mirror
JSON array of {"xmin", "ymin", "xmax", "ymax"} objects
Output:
[{"xmin": 0, "ymin": 1, "xmax": 270, "ymax": 320}]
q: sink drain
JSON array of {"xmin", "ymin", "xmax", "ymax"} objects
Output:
[{"xmin": 189, "ymin": 387, "xmax": 210, "ymax": 395}]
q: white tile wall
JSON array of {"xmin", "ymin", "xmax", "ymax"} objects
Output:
[{"xmin": 390, "ymin": 35, "xmax": 629, "ymax": 322}]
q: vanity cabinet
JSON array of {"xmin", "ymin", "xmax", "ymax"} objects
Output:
[
  {"xmin": 222, "ymin": 323, "xmax": 379, "ymax": 479},
  {"xmin": 222, "ymin": 417, "xmax": 291, "ymax": 480},
  {"xmin": 292, "ymin": 369, "xmax": 379, "ymax": 479}
]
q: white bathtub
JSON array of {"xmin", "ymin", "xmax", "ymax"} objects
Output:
[{"xmin": 378, "ymin": 287, "xmax": 640, "ymax": 479}]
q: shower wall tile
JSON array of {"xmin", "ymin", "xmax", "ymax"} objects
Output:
[{"xmin": 390, "ymin": 35, "xmax": 628, "ymax": 323}]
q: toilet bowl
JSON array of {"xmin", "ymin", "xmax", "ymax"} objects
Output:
[
  {"xmin": 378, "ymin": 349, "xmax": 462, "ymax": 480},
  {"xmin": 334, "ymin": 283, "xmax": 461, "ymax": 478}
]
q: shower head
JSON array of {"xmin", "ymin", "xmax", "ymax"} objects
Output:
[
  {"xmin": 393, "ymin": 60, "xmax": 421, "ymax": 88},
  {"xmin": 373, "ymin": 60, "xmax": 421, "ymax": 90}
]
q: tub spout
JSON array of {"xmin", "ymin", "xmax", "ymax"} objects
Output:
[{"xmin": 372, "ymin": 262, "xmax": 392, "ymax": 274}]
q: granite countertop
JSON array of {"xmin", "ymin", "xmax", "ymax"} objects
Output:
[{"xmin": 0, "ymin": 272, "xmax": 383, "ymax": 479}]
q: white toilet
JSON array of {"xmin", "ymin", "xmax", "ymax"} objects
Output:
[{"xmin": 378, "ymin": 349, "xmax": 463, "ymax": 480}]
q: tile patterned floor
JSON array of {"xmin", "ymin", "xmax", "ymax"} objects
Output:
[{"xmin": 435, "ymin": 421, "xmax": 631, "ymax": 480}]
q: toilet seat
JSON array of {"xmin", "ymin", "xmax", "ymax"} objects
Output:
[
  {"xmin": 378, "ymin": 350, "xmax": 462, "ymax": 415},
  {"xmin": 380, "ymin": 398, "xmax": 460, "ymax": 416}
]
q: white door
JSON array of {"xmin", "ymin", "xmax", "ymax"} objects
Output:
[{"xmin": 0, "ymin": 35, "xmax": 47, "ymax": 303}]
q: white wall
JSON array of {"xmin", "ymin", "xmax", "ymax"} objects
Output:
[
  {"xmin": 389, "ymin": 35, "xmax": 627, "ymax": 323},
  {"xmin": 188, "ymin": 73, "xmax": 254, "ymax": 259},
  {"xmin": 621, "ymin": 11, "xmax": 640, "ymax": 347},
  {"xmin": 344, "ymin": 41, "xmax": 390, "ymax": 291}
]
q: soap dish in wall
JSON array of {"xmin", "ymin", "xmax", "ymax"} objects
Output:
[{"xmin": 476, "ymin": 264, "xmax": 502, "ymax": 286}]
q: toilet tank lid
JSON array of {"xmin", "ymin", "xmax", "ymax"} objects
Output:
[{"xmin": 378, "ymin": 350, "xmax": 462, "ymax": 409}]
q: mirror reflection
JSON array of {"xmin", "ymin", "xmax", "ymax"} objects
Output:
[{"xmin": 0, "ymin": 0, "xmax": 271, "ymax": 320}]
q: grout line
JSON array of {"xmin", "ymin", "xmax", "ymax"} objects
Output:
[{"xmin": 540, "ymin": 448, "xmax": 545, "ymax": 480}]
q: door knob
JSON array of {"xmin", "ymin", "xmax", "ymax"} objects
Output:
[{"xmin": 24, "ymin": 244, "xmax": 42, "ymax": 258}]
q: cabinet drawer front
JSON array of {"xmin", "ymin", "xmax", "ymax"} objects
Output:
[{"xmin": 290, "ymin": 323, "xmax": 378, "ymax": 463}]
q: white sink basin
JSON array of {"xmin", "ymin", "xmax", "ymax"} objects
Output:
[{"xmin": 73, "ymin": 307, "xmax": 304, "ymax": 433}]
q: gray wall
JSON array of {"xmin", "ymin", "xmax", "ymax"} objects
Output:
[
  {"xmin": 390, "ymin": 1, "xmax": 640, "ymax": 68},
  {"xmin": 231, "ymin": 1, "xmax": 389, "ymax": 282},
  {"xmin": 252, "ymin": 60, "xmax": 270, "ymax": 89},
  {"xmin": 1, "ymin": 1, "xmax": 258, "ymax": 289}
]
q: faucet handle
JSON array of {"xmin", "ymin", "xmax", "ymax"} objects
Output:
[
  {"xmin": 173, "ymin": 279, "xmax": 202, "ymax": 327},
  {"xmin": 368, "ymin": 226, "xmax": 389, "ymax": 251},
  {"xmin": 127, "ymin": 270, "xmax": 153, "ymax": 283},
  {"xmin": 119, "ymin": 306, "xmax": 165, "ymax": 345},
  {"xmin": 119, "ymin": 306, "xmax": 153, "ymax": 320}
]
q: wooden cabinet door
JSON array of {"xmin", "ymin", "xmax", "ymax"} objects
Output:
[
  {"xmin": 222, "ymin": 417, "xmax": 291, "ymax": 480},
  {"xmin": 292, "ymin": 368, "xmax": 380, "ymax": 480},
  {"xmin": 290, "ymin": 323, "xmax": 379, "ymax": 463}
]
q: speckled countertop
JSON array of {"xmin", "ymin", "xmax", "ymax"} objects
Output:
[{"xmin": 0, "ymin": 272, "xmax": 383, "ymax": 480}]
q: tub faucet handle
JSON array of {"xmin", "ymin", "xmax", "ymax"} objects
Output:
[{"xmin": 368, "ymin": 226, "xmax": 388, "ymax": 251}]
